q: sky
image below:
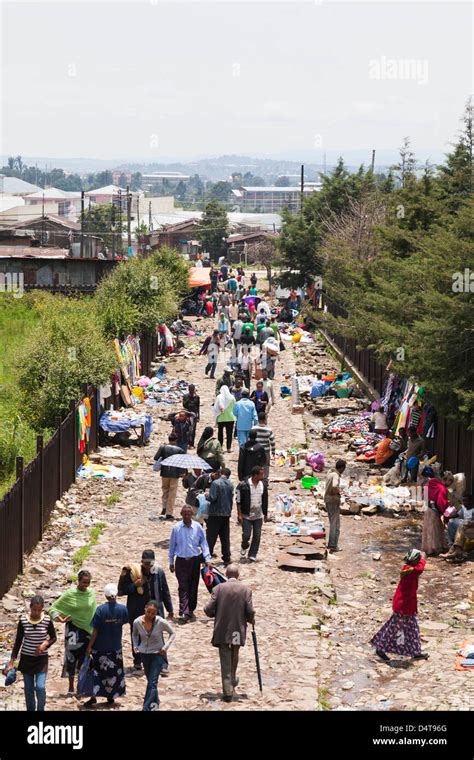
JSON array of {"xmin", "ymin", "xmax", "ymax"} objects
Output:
[{"xmin": 1, "ymin": 0, "xmax": 472, "ymax": 163}]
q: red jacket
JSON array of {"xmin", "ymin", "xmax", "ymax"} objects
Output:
[
  {"xmin": 427, "ymin": 478, "xmax": 449, "ymax": 515},
  {"xmin": 392, "ymin": 558, "xmax": 426, "ymax": 615}
]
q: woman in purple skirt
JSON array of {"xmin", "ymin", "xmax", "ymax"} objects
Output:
[{"xmin": 370, "ymin": 549, "xmax": 429, "ymax": 663}]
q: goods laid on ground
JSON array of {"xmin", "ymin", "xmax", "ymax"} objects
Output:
[
  {"xmin": 99, "ymin": 410, "xmax": 153, "ymax": 443},
  {"xmin": 77, "ymin": 456, "xmax": 125, "ymax": 481}
]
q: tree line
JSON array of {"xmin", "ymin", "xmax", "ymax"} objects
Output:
[{"xmin": 277, "ymin": 101, "xmax": 474, "ymax": 428}]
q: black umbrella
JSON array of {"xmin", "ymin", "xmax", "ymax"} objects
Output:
[{"xmin": 251, "ymin": 624, "xmax": 263, "ymax": 692}]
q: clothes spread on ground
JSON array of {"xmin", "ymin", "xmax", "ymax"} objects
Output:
[
  {"xmin": 77, "ymin": 456, "xmax": 125, "ymax": 481},
  {"xmin": 99, "ymin": 410, "xmax": 153, "ymax": 441}
]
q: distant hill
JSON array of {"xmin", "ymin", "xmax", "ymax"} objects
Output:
[{"xmin": 1, "ymin": 148, "xmax": 445, "ymax": 182}]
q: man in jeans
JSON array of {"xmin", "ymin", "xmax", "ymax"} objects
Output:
[
  {"xmin": 324, "ymin": 459, "xmax": 346, "ymax": 553},
  {"xmin": 206, "ymin": 468, "xmax": 234, "ymax": 565},
  {"xmin": 236, "ymin": 466, "xmax": 268, "ymax": 561},
  {"xmin": 154, "ymin": 433, "xmax": 185, "ymax": 520}
]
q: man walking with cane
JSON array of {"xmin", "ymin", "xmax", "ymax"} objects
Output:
[{"xmin": 204, "ymin": 564, "xmax": 255, "ymax": 702}]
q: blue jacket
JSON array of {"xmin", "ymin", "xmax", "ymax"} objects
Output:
[
  {"xmin": 233, "ymin": 398, "xmax": 258, "ymax": 431},
  {"xmin": 208, "ymin": 477, "xmax": 234, "ymax": 517}
]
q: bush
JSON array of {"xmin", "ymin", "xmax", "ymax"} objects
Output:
[
  {"xmin": 16, "ymin": 295, "xmax": 116, "ymax": 430},
  {"xmin": 95, "ymin": 248, "xmax": 189, "ymax": 339}
]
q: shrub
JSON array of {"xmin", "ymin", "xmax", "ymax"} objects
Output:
[{"xmin": 16, "ymin": 296, "xmax": 116, "ymax": 430}]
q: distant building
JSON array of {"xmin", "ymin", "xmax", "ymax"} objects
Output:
[
  {"xmin": 141, "ymin": 172, "xmax": 190, "ymax": 191},
  {"xmin": 232, "ymin": 184, "xmax": 321, "ymax": 213},
  {"xmin": 225, "ymin": 230, "xmax": 279, "ymax": 261},
  {"xmin": 112, "ymin": 171, "xmax": 132, "ymax": 186},
  {"xmin": 24, "ymin": 187, "xmax": 81, "ymax": 218},
  {"xmin": 85, "ymin": 184, "xmax": 142, "ymax": 212},
  {"xmin": 152, "ymin": 218, "xmax": 201, "ymax": 256},
  {"xmin": 0, "ymin": 174, "xmax": 42, "ymax": 195}
]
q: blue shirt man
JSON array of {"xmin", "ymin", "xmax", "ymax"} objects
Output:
[
  {"xmin": 169, "ymin": 506, "xmax": 212, "ymax": 620},
  {"xmin": 234, "ymin": 391, "xmax": 259, "ymax": 446}
]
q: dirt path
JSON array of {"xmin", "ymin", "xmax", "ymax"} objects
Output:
[
  {"xmin": 1, "ymin": 274, "xmax": 472, "ymax": 713},
  {"xmin": 295, "ymin": 338, "xmax": 474, "ymax": 712},
  {"xmin": 1, "ymin": 274, "xmax": 324, "ymax": 712}
]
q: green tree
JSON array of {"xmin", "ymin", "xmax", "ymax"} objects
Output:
[
  {"xmin": 83, "ymin": 203, "xmax": 120, "ymax": 249},
  {"xmin": 196, "ymin": 201, "xmax": 229, "ymax": 261},
  {"xmin": 207, "ymin": 181, "xmax": 232, "ymax": 201},
  {"xmin": 275, "ymin": 176, "xmax": 290, "ymax": 186},
  {"xmin": 438, "ymin": 98, "xmax": 473, "ymax": 209},
  {"xmin": 17, "ymin": 296, "xmax": 116, "ymax": 430}
]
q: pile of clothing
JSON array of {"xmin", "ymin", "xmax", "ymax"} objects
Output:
[
  {"xmin": 77, "ymin": 456, "xmax": 125, "ymax": 481},
  {"xmin": 325, "ymin": 413, "xmax": 371, "ymax": 436},
  {"xmin": 142, "ymin": 377, "xmax": 190, "ymax": 405},
  {"xmin": 99, "ymin": 410, "xmax": 153, "ymax": 441}
]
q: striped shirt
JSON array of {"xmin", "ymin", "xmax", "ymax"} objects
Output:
[
  {"xmin": 12, "ymin": 613, "xmax": 56, "ymax": 659},
  {"xmin": 250, "ymin": 424, "xmax": 276, "ymax": 455}
]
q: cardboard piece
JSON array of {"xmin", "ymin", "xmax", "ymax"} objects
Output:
[
  {"xmin": 286, "ymin": 546, "xmax": 326, "ymax": 559},
  {"xmin": 277, "ymin": 553, "xmax": 318, "ymax": 570}
]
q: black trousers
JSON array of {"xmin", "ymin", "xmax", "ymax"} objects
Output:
[
  {"xmin": 217, "ymin": 421, "xmax": 234, "ymax": 450},
  {"xmin": 206, "ymin": 516, "xmax": 231, "ymax": 563},
  {"xmin": 205, "ymin": 361, "xmax": 217, "ymax": 378}
]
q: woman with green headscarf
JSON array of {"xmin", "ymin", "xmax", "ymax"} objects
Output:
[{"xmin": 49, "ymin": 570, "xmax": 97, "ymax": 695}]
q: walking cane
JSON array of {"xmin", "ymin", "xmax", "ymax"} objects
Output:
[{"xmin": 251, "ymin": 624, "xmax": 263, "ymax": 692}]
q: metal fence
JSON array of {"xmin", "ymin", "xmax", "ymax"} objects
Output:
[
  {"xmin": 321, "ymin": 294, "xmax": 474, "ymax": 493},
  {"xmin": 0, "ymin": 387, "xmax": 99, "ymax": 599}
]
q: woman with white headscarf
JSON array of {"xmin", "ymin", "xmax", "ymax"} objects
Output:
[
  {"xmin": 214, "ymin": 384, "xmax": 236, "ymax": 454},
  {"xmin": 84, "ymin": 583, "xmax": 129, "ymax": 708}
]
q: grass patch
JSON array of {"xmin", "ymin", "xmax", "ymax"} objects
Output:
[
  {"xmin": 72, "ymin": 522, "xmax": 107, "ymax": 571},
  {"xmin": 105, "ymin": 492, "xmax": 122, "ymax": 506},
  {"xmin": 317, "ymin": 686, "xmax": 332, "ymax": 711}
]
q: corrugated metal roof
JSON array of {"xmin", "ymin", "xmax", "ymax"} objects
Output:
[
  {"xmin": 0, "ymin": 246, "xmax": 70, "ymax": 259},
  {"xmin": 0, "ymin": 177, "xmax": 42, "ymax": 194},
  {"xmin": 25, "ymin": 188, "xmax": 80, "ymax": 200}
]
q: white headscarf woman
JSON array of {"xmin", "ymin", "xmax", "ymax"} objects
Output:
[{"xmin": 213, "ymin": 384, "xmax": 234, "ymax": 420}]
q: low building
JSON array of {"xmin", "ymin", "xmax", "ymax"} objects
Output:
[
  {"xmin": 23, "ymin": 187, "xmax": 81, "ymax": 218},
  {"xmin": 232, "ymin": 184, "xmax": 320, "ymax": 213},
  {"xmin": 152, "ymin": 218, "xmax": 202, "ymax": 255},
  {"xmin": 141, "ymin": 172, "xmax": 190, "ymax": 191},
  {"xmin": 0, "ymin": 246, "xmax": 116, "ymax": 291},
  {"xmin": 225, "ymin": 229, "xmax": 279, "ymax": 261},
  {"xmin": 4, "ymin": 215, "xmax": 103, "ymax": 258},
  {"xmin": 0, "ymin": 174, "xmax": 42, "ymax": 195}
]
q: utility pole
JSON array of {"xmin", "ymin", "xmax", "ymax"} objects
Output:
[
  {"xmin": 80, "ymin": 190, "xmax": 84, "ymax": 258},
  {"xmin": 126, "ymin": 185, "xmax": 132, "ymax": 256},
  {"xmin": 118, "ymin": 189, "xmax": 122, "ymax": 255},
  {"xmin": 371, "ymin": 149, "xmax": 376, "ymax": 174},
  {"xmin": 41, "ymin": 192, "xmax": 45, "ymax": 246},
  {"xmin": 323, "ymin": 151, "xmax": 327, "ymax": 176},
  {"xmin": 300, "ymin": 164, "xmax": 304, "ymax": 213},
  {"xmin": 111, "ymin": 202, "xmax": 116, "ymax": 260},
  {"xmin": 148, "ymin": 201, "xmax": 152, "ymax": 232}
]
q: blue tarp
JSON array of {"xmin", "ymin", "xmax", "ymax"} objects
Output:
[{"xmin": 99, "ymin": 412, "xmax": 153, "ymax": 441}]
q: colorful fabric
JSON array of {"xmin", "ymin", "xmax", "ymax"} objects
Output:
[
  {"xmin": 370, "ymin": 613, "xmax": 422, "ymax": 656},
  {"xmin": 90, "ymin": 649, "xmax": 126, "ymax": 698},
  {"xmin": 392, "ymin": 558, "xmax": 426, "ymax": 615},
  {"xmin": 50, "ymin": 587, "xmax": 97, "ymax": 635}
]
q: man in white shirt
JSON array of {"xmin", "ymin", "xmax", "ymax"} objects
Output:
[{"xmin": 236, "ymin": 466, "xmax": 268, "ymax": 561}]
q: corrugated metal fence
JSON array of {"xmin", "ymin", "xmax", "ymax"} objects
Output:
[{"xmin": 321, "ymin": 294, "xmax": 474, "ymax": 494}]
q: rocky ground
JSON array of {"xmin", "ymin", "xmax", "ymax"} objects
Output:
[{"xmin": 0, "ymin": 274, "xmax": 473, "ymax": 712}]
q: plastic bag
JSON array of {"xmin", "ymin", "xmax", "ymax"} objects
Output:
[
  {"xmin": 196, "ymin": 494, "xmax": 209, "ymax": 522},
  {"xmin": 307, "ymin": 452, "xmax": 325, "ymax": 472},
  {"xmin": 77, "ymin": 655, "xmax": 94, "ymax": 696}
]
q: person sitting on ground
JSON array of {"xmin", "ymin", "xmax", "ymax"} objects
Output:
[
  {"xmin": 310, "ymin": 372, "xmax": 326, "ymax": 399},
  {"xmin": 440, "ymin": 494, "xmax": 474, "ymax": 562},
  {"xmin": 400, "ymin": 427, "xmax": 426, "ymax": 483},
  {"xmin": 371, "ymin": 405, "xmax": 388, "ymax": 435},
  {"xmin": 374, "ymin": 431, "xmax": 398, "ymax": 467}
]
